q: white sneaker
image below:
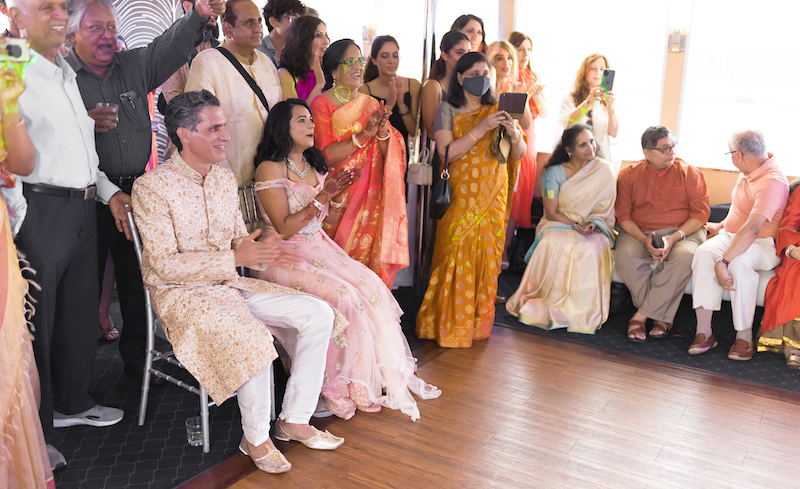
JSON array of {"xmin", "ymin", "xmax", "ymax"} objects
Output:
[{"xmin": 53, "ymin": 405, "xmax": 124, "ymax": 428}]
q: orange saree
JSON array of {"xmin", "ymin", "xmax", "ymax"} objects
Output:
[
  {"xmin": 416, "ymin": 104, "xmax": 509, "ymax": 348},
  {"xmin": 758, "ymin": 186, "xmax": 800, "ymax": 353},
  {"xmin": 311, "ymin": 93, "xmax": 409, "ymax": 287}
]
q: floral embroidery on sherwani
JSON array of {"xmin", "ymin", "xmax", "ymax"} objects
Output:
[{"xmin": 131, "ymin": 154, "xmax": 347, "ymax": 405}]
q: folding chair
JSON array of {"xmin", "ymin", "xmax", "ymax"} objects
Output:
[{"xmin": 127, "ymin": 210, "xmax": 213, "ymax": 453}]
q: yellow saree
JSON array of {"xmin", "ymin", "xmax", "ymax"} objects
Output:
[
  {"xmin": 311, "ymin": 94, "xmax": 409, "ymax": 288},
  {"xmin": 416, "ymin": 104, "xmax": 509, "ymax": 348},
  {"xmin": 506, "ymin": 158, "xmax": 616, "ymax": 333}
]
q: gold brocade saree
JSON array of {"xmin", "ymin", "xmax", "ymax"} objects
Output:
[
  {"xmin": 0, "ymin": 176, "xmax": 55, "ymax": 488},
  {"xmin": 416, "ymin": 104, "xmax": 509, "ymax": 348},
  {"xmin": 506, "ymin": 158, "xmax": 617, "ymax": 334},
  {"xmin": 311, "ymin": 94, "xmax": 409, "ymax": 288}
]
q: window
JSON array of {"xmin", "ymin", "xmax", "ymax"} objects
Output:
[
  {"xmin": 678, "ymin": 0, "xmax": 800, "ymax": 176},
  {"xmin": 515, "ymin": 0, "xmax": 669, "ymax": 162}
]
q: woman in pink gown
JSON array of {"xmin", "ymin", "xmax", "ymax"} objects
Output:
[{"xmin": 253, "ymin": 99, "xmax": 440, "ymax": 421}]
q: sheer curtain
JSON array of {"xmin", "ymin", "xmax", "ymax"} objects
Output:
[
  {"xmin": 514, "ymin": 0, "xmax": 669, "ymax": 161},
  {"xmin": 678, "ymin": 0, "xmax": 800, "ymax": 176}
]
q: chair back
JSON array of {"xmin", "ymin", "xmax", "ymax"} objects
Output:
[
  {"xmin": 126, "ymin": 210, "xmax": 145, "ymax": 268},
  {"xmin": 238, "ymin": 184, "xmax": 263, "ymax": 226}
]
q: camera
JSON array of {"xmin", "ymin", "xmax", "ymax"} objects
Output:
[{"xmin": 0, "ymin": 38, "xmax": 31, "ymax": 63}]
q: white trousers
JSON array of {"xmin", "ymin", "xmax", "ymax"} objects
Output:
[
  {"xmin": 691, "ymin": 231, "xmax": 780, "ymax": 331},
  {"xmin": 236, "ymin": 292, "xmax": 334, "ymax": 446}
]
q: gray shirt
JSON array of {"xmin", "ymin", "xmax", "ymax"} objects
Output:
[
  {"xmin": 257, "ymin": 35, "xmax": 279, "ymax": 68},
  {"xmin": 65, "ymin": 8, "xmax": 208, "ymax": 179}
]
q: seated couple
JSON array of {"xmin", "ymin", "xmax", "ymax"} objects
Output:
[{"xmin": 131, "ymin": 91, "xmax": 438, "ymax": 473}]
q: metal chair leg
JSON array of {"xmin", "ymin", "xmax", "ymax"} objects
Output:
[{"xmin": 200, "ymin": 386, "xmax": 210, "ymax": 453}]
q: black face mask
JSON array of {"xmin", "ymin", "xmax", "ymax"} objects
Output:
[{"xmin": 462, "ymin": 75, "xmax": 491, "ymax": 97}]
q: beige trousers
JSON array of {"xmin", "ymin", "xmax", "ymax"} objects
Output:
[{"xmin": 614, "ymin": 227, "xmax": 705, "ymax": 323}]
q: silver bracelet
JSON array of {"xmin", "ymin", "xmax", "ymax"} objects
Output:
[
  {"xmin": 787, "ymin": 244, "xmax": 797, "ymax": 259},
  {"xmin": 312, "ymin": 199, "xmax": 325, "ymax": 211}
]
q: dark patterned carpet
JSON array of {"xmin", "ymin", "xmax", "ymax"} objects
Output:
[{"xmin": 50, "ymin": 271, "xmax": 799, "ymax": 488}]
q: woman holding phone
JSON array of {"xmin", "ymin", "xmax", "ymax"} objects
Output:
[
  {"xmin": 416, "ymin": 52, "xmax": 526, "ymax": 348},
  {"xmin": 557, "ymin": 53, "xmax": 619, "ymax": 172}
]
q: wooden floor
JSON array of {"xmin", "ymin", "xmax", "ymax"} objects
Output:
[{"xmin": 218, "ymin": 327, "xmax": 800, "ymax": 489}]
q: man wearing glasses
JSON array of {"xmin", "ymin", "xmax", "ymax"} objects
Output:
[
  {"xmin": 64, "ymin": 0, "xmax": 224, "ymax": 385},
  {"xmin": 258, "ymin": 0, "xmax": 306, "ymax": 68},
  {"xmin": 689, "ymin": 130, "xmax": 789, "ymax": 360},
  {"xmin": 186, "ymin": 0, "xmax": 282, "ymax": 188},
  {"xmin": 615, "ymin": 126, "xmax": 710, "ymax": 344}
]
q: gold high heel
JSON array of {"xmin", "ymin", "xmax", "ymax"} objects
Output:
[
  {"xmin": 238, "ymin": 436, "xmax": 292, "ymax": 474},
  {"xmin": 273, "ymin": 421, "xmax": 344, "ymax": 450}
]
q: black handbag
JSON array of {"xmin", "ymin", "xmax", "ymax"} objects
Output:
[{"xmin": 430, "ymin": 146, "xmax": 451, "ymax": 220}]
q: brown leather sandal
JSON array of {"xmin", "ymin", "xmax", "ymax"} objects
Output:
[
  {"xmin": 649, "ymin": 321, "xmax": 673, "ymax": 339},
  {"xmin": 627, "ymin": 318, "xmax": 647, "ymax": 344}
]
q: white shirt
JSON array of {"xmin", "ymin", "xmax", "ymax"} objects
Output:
[{"xmin": 17, "ymin": 50, "xmax": 120, "ymax": 204}]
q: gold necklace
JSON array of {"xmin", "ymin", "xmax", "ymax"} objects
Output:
[{"xmin": 333, "ymin": 86, "xmax": 353, "ymax": 104}]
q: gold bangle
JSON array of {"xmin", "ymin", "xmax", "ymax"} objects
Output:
[
  {"xmin": 376, "ymin": 131, "xmax": 390, "ymax": 141},
  {"xmin": 511, "ymin": 134, "xmax": 522, "ymax": 142},
  {"xmin": 467, "ymin": 130, "xmax": 478, "ymax": 141},
  {"xmin": 352, "ymin": 133, "xmax": 365, "ymax": 149},
  {"xmin": 329, "ymin": 198, "xmax": 344, "ymax": 209},
  {"xmin": 2, "ymin": 117, "xmax": 24, "ymax": 130}
]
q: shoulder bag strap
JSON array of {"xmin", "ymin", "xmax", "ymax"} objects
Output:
[{"xmin": 216, "ymin": 47, "xmax": 270, "ymax": 114}]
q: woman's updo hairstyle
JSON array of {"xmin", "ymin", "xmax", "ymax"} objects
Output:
[{"xmin": 548, "ymin": 124, "xmax": 590, "ymax": 167}]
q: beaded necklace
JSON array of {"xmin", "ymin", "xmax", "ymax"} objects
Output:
[
  {"xmin": 333, "ymin": 85, "xmax": 354, "ymax": 104},
  {"xmin": 285, "ymin": 156, "xmax": 311, "ymax": 179}
]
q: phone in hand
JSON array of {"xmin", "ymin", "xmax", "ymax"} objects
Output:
[
  {"xmin": 498, "ymin": 92, "xmax": 528, "ymax": 120},
  {"xmin": 601, "ymin": 69, "xmax": 615, "ymax": 93},
  {"xmin": 651, "ymin": 232, "xmax": 664, "ymax": 249},
  {"xmin": 0, "ymin": 38, "xmax": 31, "ymax": 63}
]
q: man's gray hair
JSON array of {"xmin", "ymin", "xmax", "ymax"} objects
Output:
[
  {"xmin": 165, "ymin": 90, "xmax": 221, "ymax": 152},
  {"xmin": 66, "ymin": 0, "xmax": 117, "ymax": 49},
  {"xmin": 730, "ymin": 130, "xmax": 767, "ymax": 157},
  {"xmin": 641, "ymin": 125, "xmax": 674, "ymax": 150}
]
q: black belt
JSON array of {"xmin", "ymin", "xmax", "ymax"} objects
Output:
[
  {"xmin": 26, "ymin": 183, "xmax": 97, "ymax": 200},
  {"xmin": 108, "ymin": 174, "xmax": 144, "ymax": 188}
]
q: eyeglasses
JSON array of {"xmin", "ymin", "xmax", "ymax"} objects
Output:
[
  {"xmin": 85, "ymin": 24, "xmax": 118, "ymax": 35},
  {"xmin": 341, "ymin": 57, "xmax": 366, "ymax": 67},
  {"xmin": 725, "ymin": 150, "xmax": 740, "ymax": 156},
  {"xmin": 648, "ymin": 143, "xmax": 677, "ymax": 154}
]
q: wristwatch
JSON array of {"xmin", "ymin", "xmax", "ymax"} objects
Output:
[
  {"xmin": 678, "ymin": 230, "xmax": 686, "ymax": 240},
  {"xmin": 717, "ymin": 256, "xmax": 730, "ymax": 266}
]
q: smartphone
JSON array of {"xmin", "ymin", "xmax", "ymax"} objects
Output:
[
  {"xmin": 651, "ymin": 232, "xmax": 664, "ymax": 249},
  {"xmin": 498, "ymin": 92, "xmax": 528, "ymax": 120},
  {"xmin": 0, "ymin": 38, "xmax": 31, "ymax": 63},
  {"xmin": 601, "ymin": 69, "xmax": 615, "ymax": 93}
]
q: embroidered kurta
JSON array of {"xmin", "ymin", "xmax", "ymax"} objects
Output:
[
  {"xmin": 131, "ymin": 154, "xmax": 346, "ymax": 404},
  {"xmin": 184, "ymin": 46, "xmax": 281, "ymax": 186}
]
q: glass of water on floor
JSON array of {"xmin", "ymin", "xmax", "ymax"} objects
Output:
[{"xmin": 185, "ymin": 416, "xmax": 203, "ymax": 447}]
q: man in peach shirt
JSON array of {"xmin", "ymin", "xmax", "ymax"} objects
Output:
[
  {"xmin": 689, "ymin": 130, "xmax": 789, "ymax": 360},
  {"xmin": 616, "ymin": 126, "xmax": 710, "ymax": 343}
]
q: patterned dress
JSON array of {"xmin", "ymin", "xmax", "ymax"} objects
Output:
[{"xmin": 256, "ymin": 172, "xmax": 440, "ymax": 421}]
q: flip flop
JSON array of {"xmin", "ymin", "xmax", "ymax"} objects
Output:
[{"xmin": 626, "ymin": 318, "xmax": 646, "ymax": 344}]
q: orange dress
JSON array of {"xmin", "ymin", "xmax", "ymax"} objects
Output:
[
  {"xmin": 759, "ymin": 187, "xmax": 800, "ymax": 352},
  {"xmin": 311, "ymin": 94, "xmax": 409, "ymax": 288},
  {"xmin": 510, "ymin": 69, "xmax": 540, "ymax": 227}
]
